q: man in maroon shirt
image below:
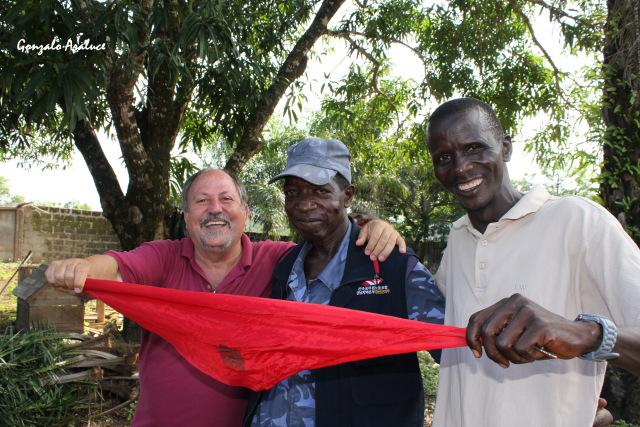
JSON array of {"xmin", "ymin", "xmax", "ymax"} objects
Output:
[{"xmin": 46, "ymin": 168, "xmax": 404, "ymax": 427}]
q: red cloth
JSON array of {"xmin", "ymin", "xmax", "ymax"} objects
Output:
[{"xmin": 84, "ymin": 278, "xmax": 467, "ymax": 391}]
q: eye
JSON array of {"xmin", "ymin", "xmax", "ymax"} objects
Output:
[{"xmin": 436, "ymin": 153, "xmax": 452, "ymax": 165}]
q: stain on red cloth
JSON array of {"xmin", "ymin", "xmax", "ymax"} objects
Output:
[{"xmin": 83, "ymin": 278, "xmax": 466, "ymax": 391}]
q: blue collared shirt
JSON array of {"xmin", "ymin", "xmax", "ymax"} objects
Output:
[{"xmin": 252, "ymin": 223, "xmax": 445, "ymax": 427}]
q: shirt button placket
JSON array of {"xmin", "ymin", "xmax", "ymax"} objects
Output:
[{"xmin": 476, "ymin": 239, "xmax": 489, "ymax": 290}]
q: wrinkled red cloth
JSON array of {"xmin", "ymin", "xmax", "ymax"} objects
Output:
[{"xmin": 84, "ymin": 278, "xmax": 466, "ymax": 391}]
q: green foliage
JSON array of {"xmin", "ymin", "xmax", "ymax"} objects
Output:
[
  {"xmin": 60, "ymin": 200, "xmax": 92, "ymax": 210},
  {"xmin": 613, "ymin": 421, "xmax": 640, "ymax": 427},
  {"xmin": 0, "ymin": 176, "xmax": 25, "ymax": 205},
  {"xmin": 0, "ymin": 0, "xmax": 610, "ymax": 251},
  {"xmin": 0, "ymin": 0, "xmax": 317, "ymax": 162},
  {"xmin": 418, "ymin": 350, "xmax": 439, "ymax": 418},
  {"xmin": 0, "ymin": 263, "xmax": 19, "ymax": 328},
  {"xmin": 174, "ymin": 119, "xmax": 303, "ymax": 238},
  {"xmin": 0, "ymin": 326, "xmax": 95, "ymax": 426},
  {"xmin": 597, "ymin": 0, "xmax": 640, "ymax": 244},
  {"xmin": 418, "ymin": 351, "xmax": 439, "ymax": 397},
  {"xmin": 512, "ymin": 172, "xmax": 600, "ymax": 201},
  {"xmin": 238, "ymin": 121, "xmax": 305, "ymax": 239},
  {"xmin": 169, "ymin": 153, "xmax": 201, "ymax": 208},
  {"xmin": 524, "ymin": 63, "xmax": 604, "ymax": 184},
  {"xmin": 310, "ymin": 69, "xmax": 462, "ymax": 246},
  {"xmin": 1, "ymin": 0, "xmax": 591, "ymax": 166},
  {"xmin": 330, "ymin": 0, "xmax": 562, "ymax": 134},
  {"xmin": 499, "ymin": 1, "xmax": 607, "ymax": 193},
  {"xmin": 0, "ymin": 177, "xmax": 94, "ymax": 209},
  {"xmin": 0, "ymin": 0, "xmax": 108, "ymax": 161}
]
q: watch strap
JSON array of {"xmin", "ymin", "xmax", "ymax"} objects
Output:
[{"xmin": 575, "ymin": 314, "xmax": 619, "ymax": 362}]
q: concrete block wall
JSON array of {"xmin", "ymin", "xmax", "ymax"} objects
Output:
[
  {"xmin": 0, "ymin": 208, "xmax": 17, "ymax": 260},
  {"xmin": 7, "ymin": 204, "xmax": 121, "ymax": 263}
]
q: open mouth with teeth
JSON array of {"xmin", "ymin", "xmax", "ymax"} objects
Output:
[
  {"xmin": 202, "ymin": 220, "xmax": 229, "ymax": 228},
  {"xmin": 457, "ymin": 178, "xmax": 483, "ymax": 192}
]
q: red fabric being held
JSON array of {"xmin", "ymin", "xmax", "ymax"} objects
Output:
[{"xmin": 83, "ymin": 278, "xmax": 466, "ymax": 391}]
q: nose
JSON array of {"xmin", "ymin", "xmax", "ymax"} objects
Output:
[
  {"xmin": 205, "ymin": 198, "xmax": 223, "ymax": 213},
  {"xmin": 296, "ymin": 197, "xmax": 317, "ymax": 212},
  {"xmin": 453, "ymin": 154, "xmax": 472, "ymax": 176}
]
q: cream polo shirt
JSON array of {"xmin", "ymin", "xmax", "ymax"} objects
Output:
[{"xmin": 433, "ymin": 186, "xmax": 640, "ymax": 427}]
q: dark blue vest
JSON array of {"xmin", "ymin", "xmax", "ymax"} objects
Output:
[{"xmin": 244, "ymin": 223, "xmax": 424, "ymax": 427}]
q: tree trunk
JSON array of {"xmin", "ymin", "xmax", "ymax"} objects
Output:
[
  {"xmin": 225, "ymin": 0, "xmax": 347, "ymax": 174},
  {"xmin": 599, "ymin": 0, "xmax": 640, "ymax": 422}
]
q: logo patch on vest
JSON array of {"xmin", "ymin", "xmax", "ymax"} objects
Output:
[
  {"xmin": 356, "ymin": 277, "xmax": 390, "ymax": 295},
  {"xmin": 355, "ymin": 260, "xmax": 390, "ymax": 295}
]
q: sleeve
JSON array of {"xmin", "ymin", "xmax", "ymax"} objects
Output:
[
  {"xmin": 104, "ymin": 240, "xmax": 172, "ymax": 286},
  {"xmin": 434, "ymin": 245, "xmax": 449, "ymax": 297},
  {"xmin": 405, "ymin": 259, "xmax": 445, "ymax": 325},
  {"xmin": 405, "ymin": 259, "xmax": 446, "ymax": 362},
  {"xmin": 582, "ymin": 209, "xmax": 640, "ymax": 327}
]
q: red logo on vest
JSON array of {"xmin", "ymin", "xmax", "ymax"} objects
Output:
[
  {"xmin": 359, "ymin": 259, "xmax": 384, "ymax": 286},
  {"xmin": 361, "ymin": 277, "xmax": 384, "ymax": 287}
]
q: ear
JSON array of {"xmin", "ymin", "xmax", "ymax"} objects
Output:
[
  {"xmin": 344, "ymin": 185, "xmax": 355, "ymax": 208},
  {"xmin": 502, "ymin": 135, "xmax": 513, "ymax": 162}
]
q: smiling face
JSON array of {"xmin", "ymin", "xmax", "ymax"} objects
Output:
[
  {"xmin": 183, "ymin": 170, "xmax": 248, "ymax": 254},
  {"xmin": 283, "ymin": 176, "xmax": 354, "ymax": 245},
  {"xmin": 427, "ymin": 107, "xmax": 514, "ymax": 226}
]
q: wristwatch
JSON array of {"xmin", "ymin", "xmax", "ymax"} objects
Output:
[{"xmin": 575, "ymin": 314, "xmax": 620, "ymax": 361}]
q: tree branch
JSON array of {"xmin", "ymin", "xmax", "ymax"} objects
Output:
[
  {"xmin": 326, "ymin": 29, "xmax": 428, "ymax": 66},
  {"xmin": 326, "ymin": 30, "xmax": 382, "ymax": 92},
  {"xmin": 106, "ymin": 0, "xmax": 153, "ymax": 188},
  {"xmin": 325, "ymin": 29, "xmax": 410, "ymax": 126},
  {"xmin": 509, "ymin": 0, "xmax": 570, "ymax": 104},
  {"xmin": 224, "ymin": 0, "xmax": 347, "ymax": 174},
  {"xmin": 142, "ymin": 0, "xmax": 183, "ymax": 156},
  {"xmin": 72, "ymin": 119, "xmax": 125, "ymax": 217},
  {"xmin": 523, "ymin": 0, "xmax": 581, "ymax": 21}
]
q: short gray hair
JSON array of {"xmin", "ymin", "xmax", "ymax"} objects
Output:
[{"xmin": 181, "ymin": 168, "xmax": 248, "ymax": 211}]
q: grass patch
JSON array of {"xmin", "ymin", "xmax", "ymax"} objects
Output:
[
  {"xmin": 0, "ymin": 262, "xmax": 20, "ymax": 328},
  {"xmin": 0, "ymin": 325, "xmax": 138, "ymax": 426},
  {"xmin": 0, "ymin": 326, "xmax": 96, "ymax": 426},
  {"xmin": 419, "ymin": 350, "xmax": 439, "ymax": 426}
]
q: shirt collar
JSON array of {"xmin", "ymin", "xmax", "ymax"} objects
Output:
[
  {"xmin": 290, "ymin": 221, "xmax": 351, "ymax": 292},
  {"xmin": 452, "ymin": 185, "xmax": 553, "ymax": 231},
  {"xmin": 501, "ymin": 185, "xmax": 552, "ymax": 220}
]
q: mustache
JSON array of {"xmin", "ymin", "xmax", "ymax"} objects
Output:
[{"xmin": 199, "ymin": 213, "xmax": 231, "ymax": 226}]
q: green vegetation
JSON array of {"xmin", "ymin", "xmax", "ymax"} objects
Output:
[
  {"xmin": 0, "ymin": 263, "xmax": 19, "ymax": 329},
  {"xmin": 0, "ymin": 0, "xmax": 583, "ymax": 251},
  {"xmin": 418, "ymin": 351, "xmax": 439, "ymax": 415},
  {"xmin": 0, "ymin": 176, "xmax": 24, "ymax": 205},
  {"xmin": 0, "ymin": 326, "xmax": 95, "ymax": 426}
]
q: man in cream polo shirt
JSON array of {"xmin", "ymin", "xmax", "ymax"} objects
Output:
[{"xmin": 426, "ymin": 98, "xmax": 640, "ymax": 427}]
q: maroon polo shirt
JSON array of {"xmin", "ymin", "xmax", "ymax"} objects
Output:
[{"xmin": 106, "ymin": 235, "xmax": 292, "ymax": 427}]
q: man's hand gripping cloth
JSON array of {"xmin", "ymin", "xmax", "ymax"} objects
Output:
[{"xmin": 83, "ymin": 278, "xmax": 466, "ymax": 391}]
